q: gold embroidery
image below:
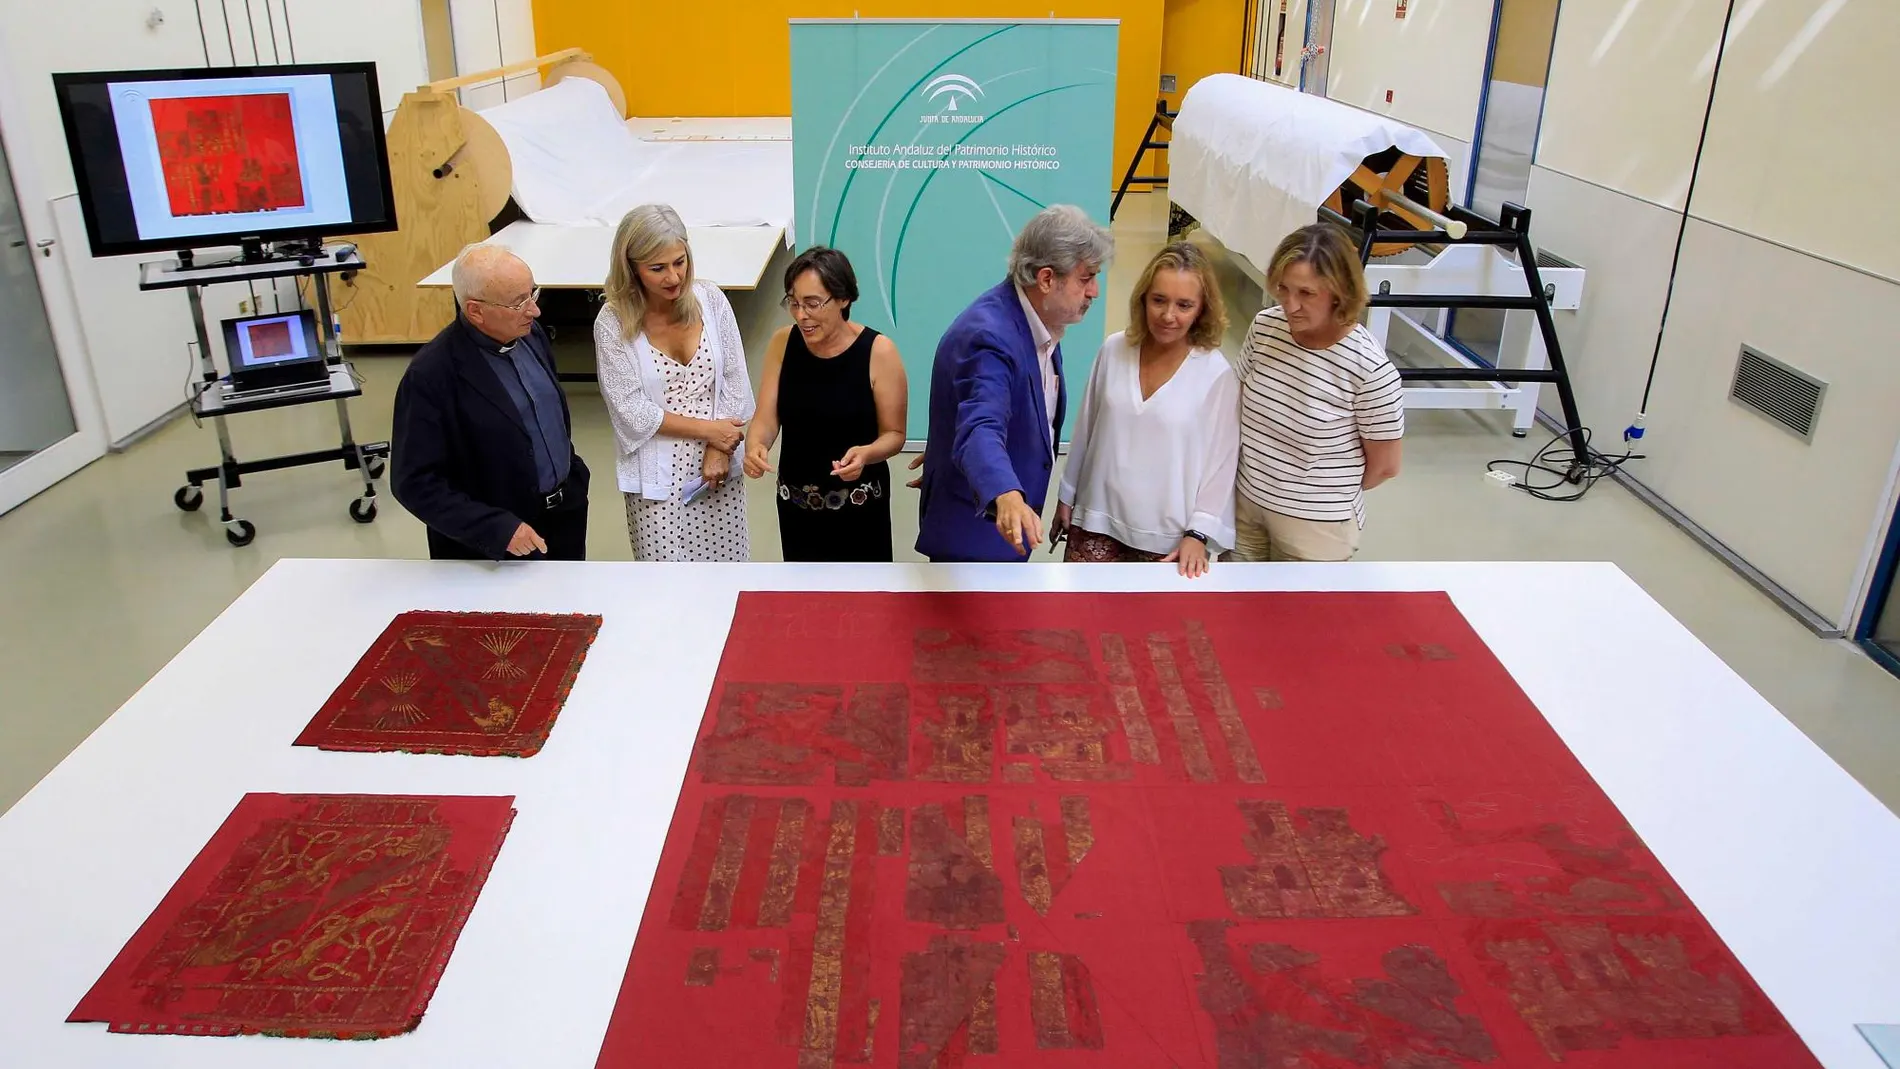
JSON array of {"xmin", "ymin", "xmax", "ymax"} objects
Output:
[
  {"xmin": 479, "ymin": 629, "xmax": 530, "ymax": 680},
  {"xmin": 376, "ymin": 672, "xmax": 424, "ymax": 728}
]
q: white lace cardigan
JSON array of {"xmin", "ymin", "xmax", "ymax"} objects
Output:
[{"xmin": 593, "ymin": 279, "xmax": 755, "ymax": 500}]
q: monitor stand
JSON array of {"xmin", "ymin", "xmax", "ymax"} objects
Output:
[{"xmin": 173, "ymin": 238, "xmax": 324, "ymax": 271}]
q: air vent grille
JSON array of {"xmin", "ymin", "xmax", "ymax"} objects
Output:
[{"xmin": 1729, "ymin": 345, "xmax": 1824, "ymax": 442}]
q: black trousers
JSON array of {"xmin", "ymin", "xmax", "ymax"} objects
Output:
[{"xmin": 427, "ymin": 480, "xmax": 589, "ymax": 562}]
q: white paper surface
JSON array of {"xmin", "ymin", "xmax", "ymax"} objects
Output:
[
  {"xmin": 479, "ymin": 79, "xmax": 793, "ymax": 231},
  {"xmin": 1171, "ymin": 74, "xmax": 1447, "ymax": 273}
]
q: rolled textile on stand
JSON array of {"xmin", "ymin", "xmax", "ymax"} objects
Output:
[{"xmin": 1170, "ymin": 74, "xmax": 1453, "ymax": 269}]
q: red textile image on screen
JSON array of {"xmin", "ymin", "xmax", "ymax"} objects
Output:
[
  {"xmin": 244, "ymin": 319, "xmax": 295, "ymax": 359},
  {"xmin": 594, "ymin": 592, "xmax": 1821, "ymax": 1068},
  {"xmin": 149, "ymin": 93, "xmax": 305, "ymax": 217},
  {"xmin": 294, "ymin": 610, "xmax": 602, "ymax": 757},
  {"xmin": 69, "ymin": 793, "xmax": 514, "ymax": 1039}
]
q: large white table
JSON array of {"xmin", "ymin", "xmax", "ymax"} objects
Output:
[
  {"xmin": 417, "ymin": 219, "xmax": 785, "ymax": 292},
  {"xmin": 1, "ymin": 560, "xmax": 1895, "ymax": 1067}
]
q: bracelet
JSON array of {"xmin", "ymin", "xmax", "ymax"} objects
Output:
[{"xmin": 1183, "ymin": 529, "xmax": 1209, "ymax": 545}]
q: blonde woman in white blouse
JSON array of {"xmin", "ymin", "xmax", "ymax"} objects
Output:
[
  {"xmin": 595, "ymin": 204, "xmax": 756, "ymax": 560},
  {"xmin": 1053, "ymin": 243, "xmax": 1238, "ymax": 577}
]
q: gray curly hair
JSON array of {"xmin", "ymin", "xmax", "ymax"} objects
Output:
[{"xmin": 1007, "ymin": 204, "xmax": 1114, "ymax": 288}]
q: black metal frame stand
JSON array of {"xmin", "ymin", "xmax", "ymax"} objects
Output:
[
  {"xmin": 1321, "ymin": 198, "xmax": 1592, "ymax": 478},
  {"xmin": 1111, "ymin": 98, "xmax": 1176, "ymax": 221},
  {"xmin": 140, "ymin": 250, "xmax": 389, "ymax": 546}
]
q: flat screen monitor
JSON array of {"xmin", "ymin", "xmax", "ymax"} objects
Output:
[{"xmin": 52, "ymin": 63, "xmax": 397, "ymax": 257}]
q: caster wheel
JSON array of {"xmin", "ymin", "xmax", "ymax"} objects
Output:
[
  {"xmin": 349, "ymin": 497, "xmax": 378, "ymax": 523},
  {"xmin": 173, "ymin": 485, "xmax": 204, "ymax": 512},
  {"xmin": 225, "ymin": 520, "xmax": 257, "ymax": 547},
  {"xmin": 365, "ymin": 456, "xmax": 386, "ymax": 479}
]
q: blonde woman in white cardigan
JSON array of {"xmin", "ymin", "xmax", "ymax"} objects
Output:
[{"xmin": 595, "ymin": 204, "xmax": 756, "ymax": 560}]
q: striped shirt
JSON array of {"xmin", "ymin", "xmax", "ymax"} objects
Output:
[{"xmin": 1235, "ymin": 306, "xmax": 1404, "ymax": 524}]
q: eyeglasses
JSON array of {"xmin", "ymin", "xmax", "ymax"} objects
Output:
[
  {"xmin": 476, "ymin": 288, "xmax": 541, "ymax": 313},
  {"xmin": 780, "ymin": 295, "xmax": 836, "ymax": 315}
]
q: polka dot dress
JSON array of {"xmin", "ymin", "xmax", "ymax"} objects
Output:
[{"xmin": 625, "ymin": 339, "xmax": 750, "ymax": 561}]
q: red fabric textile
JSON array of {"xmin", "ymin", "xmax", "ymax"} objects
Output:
[
  {"xmin": 69, "ymin": 793, "xmax": 514, "ymax": 1039},
  {"xmin": 149, "ymin": 94, "xmax": 305, "ymax": 217},
  {"xmin": 294, "ymin": 611, "xmax": 601, "ymax": 757},
  {"xmin": 596, "ymin": 591, "xmax": 1820, "ymax": 1068}
]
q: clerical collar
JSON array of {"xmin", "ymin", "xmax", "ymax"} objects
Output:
[{"xmin": 459, "ymin": 315, "xmax": 525, "ymax": 356}]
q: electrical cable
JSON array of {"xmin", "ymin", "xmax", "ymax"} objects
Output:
[
  {"xmin": 1629, "ymin": 0, "xmax": 1738, "ymax": 442},
  {"xmin": 184, "ymin": 341, "xmax": 217, "ymax": 428},
  {"xmin": 494, "ymin": 0, "xmax": 509, "ymax": 102},
  {"xmin": 1487, "ymin": 425, "xmax": 1643, "ymax": 503},
  {"xmin": 219, "ymin": 0, "xmax": 236, "ymax": 65},
  {"xmin": 192, "ymin": 0, "xmax": 211, "ymax": 65}
]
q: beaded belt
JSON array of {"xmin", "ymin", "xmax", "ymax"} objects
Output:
[{"xmin": 778, "ymin": 481, "xmax": 886, "ymax": 511}]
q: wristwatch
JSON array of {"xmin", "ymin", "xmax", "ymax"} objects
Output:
[{"xmin": 1183, "ymin": 529, "xmax": 1209, "ymax": 545}]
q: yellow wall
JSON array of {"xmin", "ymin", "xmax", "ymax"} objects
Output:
[
  {"xmin": 1161, "ymin": 0, "xmax": 1244, "ymax": 103},
  {"xmin": 533, "ymin": 1, "xmax": 1163, "ymax": 196},
  {"xmin": 1155, "ymin": 0, "xmax": 1244, "ymax": 179}
]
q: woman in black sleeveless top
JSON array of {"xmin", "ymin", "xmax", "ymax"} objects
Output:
[{"xmin": 744, "ymin": 247, "xmax": 908, "ymax": 561}]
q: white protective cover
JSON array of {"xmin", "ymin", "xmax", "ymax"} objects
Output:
[
  {"xmin": 1170, "ymin": 74, "xmax": 1447, "ymax": 272},
  {"xmin": 478, "ymin": 78, "xmax": 794, "ymax": 231}
]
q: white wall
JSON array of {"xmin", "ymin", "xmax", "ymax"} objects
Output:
[
  {"xmin": 1522, "ymin": 165, "xmax": 1680, "ymax": 439},
  {"xmin": 1521, "ymin": 0, "xmax": 1900, "ymax": 630},
  {"xmin": 0, "ymin": 0, "xmax": 210, "ymax": 199},
  {"xmin": 1690, "ymin": 0, "xmax": 1900, "ymax": 284},
  {"xmin": 1322, "ymin": 0, "xmax": 1492, "ymax": 145},
  {"xmin": 1535, "ymin": 0, "xmax": 1725, "ymax": 211},
  {"xmin": 449, "ymin": 0, "xmax": 538, "ymax": 111},
  {"xmin": 1640, "ymin": 222, "xmax": 1900, "ymax": 626},
  {"xmin": 0, "ymin": 1, "xmax": 430, "ymax": 452},
  {"xmin": 51, "ymin": 195, "xmax": 197, "ymax": 446},
  {"xmin": 281, "ymin": 0, "xmax": 429, "ymax": 123}
]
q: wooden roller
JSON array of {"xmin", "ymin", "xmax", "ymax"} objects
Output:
[
  {"xmin": 328, "ymin": 49, "xmax": 628, "ymax": 345},
  {"xmin": 1321, "ymin": 147, "xmax": 1452, "ymax": 256}
]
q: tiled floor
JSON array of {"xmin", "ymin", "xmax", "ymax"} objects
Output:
[{"xmin": 2, "ymin": 193, "xmax": 1897, "ymax": 819}]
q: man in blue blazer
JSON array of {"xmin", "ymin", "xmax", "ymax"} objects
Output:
[{"xmin": 915, "ymin": 205, "xmax": 1115, "ymax": 561}]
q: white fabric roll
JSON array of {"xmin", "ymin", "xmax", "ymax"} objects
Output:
[
  {"xmin": 1170, "ymin": 74, "xmax": 1447, "ymax": 273},
  {"xmin": 478, "ymin": 77, "xmax": 794, "ymax": 232}
]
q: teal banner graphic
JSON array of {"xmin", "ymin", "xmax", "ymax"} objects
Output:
[{"xmin": 790, "ymin": 19, "xmax": 1120, "ymax": 441}]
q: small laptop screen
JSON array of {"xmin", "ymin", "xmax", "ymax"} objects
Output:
[{"xmin": 232, "ymin": 313, "xmax": 319, "ymax": 369}]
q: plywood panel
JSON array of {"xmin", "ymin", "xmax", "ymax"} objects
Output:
[
  {"xmin": 1322, "ymin": 0, "xmax": 1492, "ymax": 144},
  {"xmin": 1536, "ymin": 0, "xmax": 1724, "ymax": 212},
  {"xmin": 332, "ymin": 92, "xmax": 489, "ymax": 344},
  {"xmin": 1640, "ymin": 220, "xmax": 1900, "ymax": 627},
  {"xmin": 1691, "ymin": 0, "xmax": 1900, "ymax": 281}
]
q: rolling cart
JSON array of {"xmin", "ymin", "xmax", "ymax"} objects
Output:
[{"xmin": 144, "ymin": 246, "xmax": 389, "ymax": 546}]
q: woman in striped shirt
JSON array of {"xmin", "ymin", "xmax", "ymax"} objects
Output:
[{"xmin": 1230, "ymin": 223, "xmax": 1404, "ymax": 562}]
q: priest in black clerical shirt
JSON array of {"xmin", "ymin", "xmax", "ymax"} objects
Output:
[{"xmin": 391, "ymin": 244, "xmax": 590, "ymax": 560}]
